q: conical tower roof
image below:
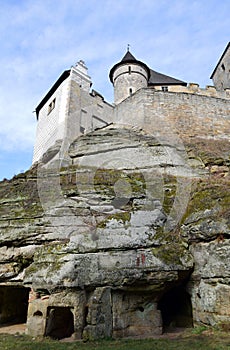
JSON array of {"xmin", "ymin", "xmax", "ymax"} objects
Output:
[
  {"xmin": 109, "ymin": 50, "xmax": 151, "ymax": 83},
  {"xmin": 120, "ymin": 50, "xmax": 137, "ymax": 62},
  {"xmin": 109, "ymin": 49, "xmax": 187, "ymax": 87}
]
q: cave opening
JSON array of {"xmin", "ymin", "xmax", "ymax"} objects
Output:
[
  {"xmin": 45, "ymin": 306, "xmax": 74, "ymax": 340},
  {"xmin": 158, "ymin": 285, "xmax": 193, "ymax": 331},
  {"xmin": 0, "ymin": 286, "xmax": 29, "ymax": 325}
]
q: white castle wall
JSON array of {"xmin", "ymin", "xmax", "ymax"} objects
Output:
[
  {"xmin": 33, "ymin": 69, "xmax": 114, "ymax": 164},
  {"xmin": 33, "ymin": 77, "xmax": 70, "ymax": 163}
]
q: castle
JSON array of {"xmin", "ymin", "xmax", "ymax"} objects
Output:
[
  {"xmin": 0, "ymin": 43, "xmax": 229, "ymax": 341},
  {"xmin": 33, "ymin": 43, "xmax": 230, "ymax": 164}
]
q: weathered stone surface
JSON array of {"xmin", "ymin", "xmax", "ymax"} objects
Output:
[
  {"xmin": 83, "ymin": 287, "xmax": 112, "ymax": 341},
  {"xmin": 0, "ymin": 125, "xmax": 229, "ymax": 339},
  {"xmin": 112, "ymin": 290, "xmax": 162, "ymax": 338}
]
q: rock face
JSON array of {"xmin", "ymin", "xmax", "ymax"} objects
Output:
[{"xmin": 0, "ymin": 125, "xmax": 229, "ymax": 339}]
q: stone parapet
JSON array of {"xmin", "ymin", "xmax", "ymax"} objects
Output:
[{"xmin": 154, "ymin": 83, "xmax": 230, "ymax": 99}]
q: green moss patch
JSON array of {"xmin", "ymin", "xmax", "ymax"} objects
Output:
[
  {"xmin": 93, "ymin": 168, "xmax": 146, "ymax": 200},
  {"xmin": 185, "ymin": 138, "xmax": 230, "ymax": 167},
  {"xmin": 182, "ymin": 177, "xmax": 230, "ymax": 223},
  {"xmin": 152, "ymin": 229, "xmax": 189, "ymax": 266},
  {"xmin": 97, "ymin": 211, "xmax": 131, "ymax": 228}
]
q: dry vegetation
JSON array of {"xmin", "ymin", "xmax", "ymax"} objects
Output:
[{"xmin": 0, "ymin": 327, "xmax": 229, "ymax": 350}]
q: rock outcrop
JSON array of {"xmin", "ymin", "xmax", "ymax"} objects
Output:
[{"xmin": 0, "ymin": 125, "xmax": 229, "ymax": 339}]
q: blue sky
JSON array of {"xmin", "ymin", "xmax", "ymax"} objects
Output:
[{"xmin": 0, "ymin": 0, "xmax": 229, "ymax": 180}]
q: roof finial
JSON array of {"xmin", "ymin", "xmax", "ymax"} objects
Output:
[{"xmin": 127, "ymin": 43, "xmax": 130, "ymax": 52}]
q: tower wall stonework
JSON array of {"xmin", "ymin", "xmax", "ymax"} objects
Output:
[{"xmin": 113, "ymin": 63, "xmax": 149, "ymax": 104}]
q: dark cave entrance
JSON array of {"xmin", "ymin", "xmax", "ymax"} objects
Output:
[
  {"xmin": 45, "ymin": 306, "xmax": 74, "ymax": 340},
  {"xmin": 158, "ymin": 285, "xmax": 193, "ymax": 331},
  {"xmin": 0, "ymin": 286, "xmax": 29, "ymax": 325}
]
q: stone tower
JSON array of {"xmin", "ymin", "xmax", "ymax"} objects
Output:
[
  {"xmin": 211, "ymin": 42, "xmax": 230, "ymax": 91},
  {"xmin": 109, "ymin": 49, "xmax": 150, "ymax": 104}
]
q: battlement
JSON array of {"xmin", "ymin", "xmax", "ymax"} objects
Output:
[{"xmin": 154, "ymin": 83, "xmax": 230, "ymax": 99}]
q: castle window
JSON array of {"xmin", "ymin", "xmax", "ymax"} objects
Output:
[
  {"xmin": 221, "ymin": 63, "xmax": 225, "ymax": 71},
  {"xmin": 129, "ymin": 88, "xmax": 133, "ymax": 95},
  {"xmin": 162, "ymin": 86, "xmax": 168, "ymax": 92},
  {"xmin": 80, "ymin": 109, "xmax": 87, "ymax": 134},
  {"xmin": 48, "ymin": 98, "xmax": 56, "ymax": 114},
  {"xmin": 128, "ymin": 66, "xmax": 131, "ymax": 74},
  {"xmin": 80, "ymin": 126, "xmax": 85, "ymax": 134}
]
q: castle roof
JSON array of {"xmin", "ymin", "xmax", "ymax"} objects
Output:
[
  {"xmin": 149, "ymin": 69, "xmax": 187, "ymax": 86},
  {"xmin": 35, "ymin": 70, "xmax": 70, "ymax": 119},
  {"xmin": 210, "ymin": 42, "xmax": 230, "ymax": 79},
  {"xmin": 109, "ymin": 49, "xmax": 187, "ymax": 86},
  {"xmin": 121, "ymin": 50, "xmax": 137, "ymax": 62},
  {"xmin": 109, "ymin": 50, "xmax": 151, "ymax": 82}
]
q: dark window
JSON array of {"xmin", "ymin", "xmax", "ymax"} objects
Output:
[
  {"xmin": 33, "ymin": 310, "xmax": 43, "ymax": 316},
  {"xmin": 158, "ymin": 285, "xmax": 193, "ymax": 331},
  {"xmin": 45, "ymin": 307, "xmax": 74, "ymax": 340},
  {"xmin": 162, "ymin": 86, "xmax": 168, "ymax": 92},
  {"xmin": 80, "ymin": 126, "xmax": 85, "ymax": 134},
  {"xmin": 0, "ymin": 286, "xmax": 29, "ymax": 325},
  {"xmin": 48, "ymin": 98, "xmax": 56, "ymax": 114},
  {"xmin": 129, "ymin": 88, "xmax": 133, "ymax": 95},
  {"xmin": 128, "ymin": 66, "xmax": 131, "ymax": 74},
  {"xmin": 221, "ymin": 63, "xmax": 225, "ymax": 71}
]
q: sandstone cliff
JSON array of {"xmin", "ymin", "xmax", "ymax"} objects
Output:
[{"xmin": 0, "ymin": 125, "xmax": 229, "ymax": 339}]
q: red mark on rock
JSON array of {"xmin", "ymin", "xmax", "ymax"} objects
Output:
[{"xmin": 141, "ymin": 253, "xmax": 146, "ymax": 265}]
